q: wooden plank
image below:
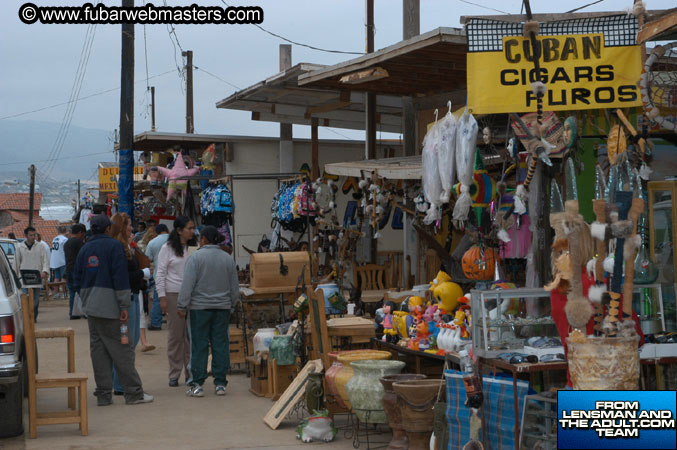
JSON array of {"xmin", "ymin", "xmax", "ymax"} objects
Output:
[
  {"xmin": 36, "ymin": 410, "xmax": 80, "ymax": 419},
  {"xmin": 460, "ymin": 10, "xmax": 647, "ymax": 24},
  {"xmin": 36, "ymin": 416, "xmax": 82, "ymax": 425},
  {"xmin": 35, "ymin": 328, "xmax": 74, "ymax": 339},
  {"xmin": 308, "ymin": 288, "xmax": 332, "ymax": 370},
  {"xmin": 638, "ymin": 9, "xmax": 677, "ymax": 43},
  {"xmin": 263, "ymin": 359, "xmax": 322, "ymax": 430}
]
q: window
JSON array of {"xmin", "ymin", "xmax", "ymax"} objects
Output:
[{"xmin": 0, "ymin": 254, "xmax": 15, "ymax": 297}]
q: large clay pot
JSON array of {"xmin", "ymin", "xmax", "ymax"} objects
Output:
[
  {"xmin": 324, "ymin": 351, "xmax": 346, "ymax": 408},
  {"xmin": 380, "ymin": 374, "xmax": 427, "ymax": 450},
  {"xmin": 567, "ymin": 335, "xmax": 640, "ymax": 390},
  {"xmin": 335, "ymin": 350, "xmax": 391, "ymax": 409},
  {"xmin": 393, "ymin": 379, "xmax": 444, "ymax": 450},
  {"xmin": 346, "ymin": 360, "xmax": 406, "ymax": 424},
  {"xmin": 269, "ymin": 335, "xmax": 295, "ymax": 366}
]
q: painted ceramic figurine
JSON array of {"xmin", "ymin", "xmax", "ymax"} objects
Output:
[
  {"xmin": 297, "ymin": 410, "xmax": 337, "ymax": 443},
  {"xmin": 381, "ymin": 301, "xmax": 398, "ymax": 343}
]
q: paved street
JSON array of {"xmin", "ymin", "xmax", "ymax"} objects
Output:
[{"xmin": 2, "ymin": 299, "xmax": 362, "ymax": 450}]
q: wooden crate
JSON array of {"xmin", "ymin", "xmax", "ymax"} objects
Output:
[
  {"xmin": 229, "ymin": 326, "xmax": 246, "ymax": 366},
  {"xmin": 247, "ymin": 355, "xmax": 270, "ymax": 397},
  {"xmin": 250, "ymin": 252, "xmax": 310, "ymax": 291},
  {"xmin": 267, "ymin": 360, "xmax": 298, "ymax": 401}
]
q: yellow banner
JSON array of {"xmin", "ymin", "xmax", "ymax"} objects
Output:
[
  {"xmin": 98, "ymin": 166, "xmax": 144, "ymax": 193},
  {"xmin": 467, "ymin": 34, "xmax": 642, "ymax": 114}
]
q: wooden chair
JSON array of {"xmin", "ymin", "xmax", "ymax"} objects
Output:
[
  {"xmin": 307, "ymin": 288, "xmax": 331, "ymax": 371},
  {"xmin": 353, "ymin": 263, "xmax": 391, "ymax": 291},
  {"xmin": 21, "ymin": 293, "xmax": 88, "ymax": 438}
]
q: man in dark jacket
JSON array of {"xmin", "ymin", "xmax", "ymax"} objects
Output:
[
  {"xmin": 73, "ymin": 215, "xmax": 153, "ymax": 406},
  {"xmin": 64, "ymin": 223, "xmax": 86, "ymax": 319}
]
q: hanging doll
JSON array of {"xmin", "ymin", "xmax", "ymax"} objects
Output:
[{"xmin": 155, "ymin": 151, "xmax": 200, "ymax": 202}]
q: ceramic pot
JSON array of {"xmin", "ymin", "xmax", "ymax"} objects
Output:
[
  {"xmin": 393, "ymin": 379, "xmax": 444, "ymax": 450},
  {"xmin": 253, "ymin": 328, "xmax": 276, "ymax": 354},
  {"xmin": 269, "ymin": 335, "xmax": 295, "ymax": 366},
  {"xmin": 567, "ymin": 335, "xmax": 640, "ymax": 390},
  {"xmin": 335, "ymin": 350, "xmax": 391, "ymax": 409},
  {"xmin": 316, "ymin": 283, "xmax": 343, "ymax": 314},
  {"xmin": 346, "ymin": 360, "xmax": 406, "ymax": 424},
  {"xmin": 324, "ymin": 352, "xmax": 345, "ymax": 408},
  {"xmin": 380, "ymin": 374, "xmax": 427, "ymax": 450}
]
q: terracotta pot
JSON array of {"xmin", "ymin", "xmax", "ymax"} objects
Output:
[
  {"xmin": 380, "ymin": 374, "xmax": 427, "ymax": 450},
  {"xmin": 566, "ymin": 335, "xmax": 640, "ymax": 390},
  {"xmin": 335, "ymin": 350, "xmax": 391, "ymax": 409},
  {"xmin": 346, "ymin": 360, "xmax": 406, "ymax": 424},
  {"xmin": 393, "ymin": 379, "xmax": 444, "ymax": 450},
  {"xmin": 324, "ymin": 351, "xmax": 345, "ymax": 408}
]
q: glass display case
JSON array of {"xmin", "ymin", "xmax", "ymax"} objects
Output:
[
  {"xmin": 471, "ymin": 288, "xmax": 559, "ymax": 358},
  {"xmin": 648, "ymin": 180, "xmax": 677, "ymax": 332}
]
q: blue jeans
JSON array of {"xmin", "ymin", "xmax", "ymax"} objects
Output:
[
  {"xmin": 66, "ymin": 273, "xmax": 77, "ymax": 317},
  {"xmin": 113, "ymin": 293, "xmax": 140, "ymax": 392},
  {"xmin": 22, "ymin": 288, "xmax": 41, "ymax": 321},
  {"xmin": 150, "ymin": 286, "xmax": 163, "ymax": 328}
]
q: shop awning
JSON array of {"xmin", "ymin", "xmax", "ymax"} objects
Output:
[
  {"xmin": 324, "ymin": 156, "xmax": 422, "ymax": 180},
  {"xmin": 298, "ymin": 27, "xmax": 467, "ymax": 97},
  {"xmin": 216, "ymin": 63, "xmax": 403, "ymax": 133}
]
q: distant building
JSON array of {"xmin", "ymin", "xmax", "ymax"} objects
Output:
[{"xmin": 0, "ymin": 193, "xmax": 61, "ymax": 243}]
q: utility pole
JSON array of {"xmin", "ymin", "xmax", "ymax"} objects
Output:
[
  {"xmin": 279, "ymin": 45, "xmax": 293, "ymax": 173},
  {"xmin": 402, "ymin": 0, "xmax": 419, "ymax": 157},
  {"xmin": 28, "ymin": 165, "xmax": 36, "ymax": 227},
  {"xmin": 118, "ymin": 0, "xmax": 135, "ymax": 218},
  {"xmin": 150, "ymin": 86, "xmax": 156, "ymax": 131},
  {"xmin": 77, "ymin": 179, "xmax": 81, "ymax": 210},
  {"xmin": 183, "ymin": 50, "xmax": 194, "ymax": 133},
  {"xmin": 365, "ymin": 0, "xmax": 376, "ymax": 160}
]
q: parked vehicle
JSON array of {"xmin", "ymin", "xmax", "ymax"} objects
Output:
[
  {"xmin": 0, "ymin": 243, "xmax": 25, "ymax": 437},
  {"xmin": 0, "ymin": 238, "xmax": 18, "ymax": 271}
]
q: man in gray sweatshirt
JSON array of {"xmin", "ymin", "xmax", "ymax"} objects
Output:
[{"xmin": 177, "ymin": 226, "xmax": 239, "ymax": 397}]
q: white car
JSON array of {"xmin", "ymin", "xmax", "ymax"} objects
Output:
[
  {"xmin": 0, "ymin": 238, "xmax": 18, "ymax": 271},
  {"xmin": 0, "ymin": 241, "xmax": 25, "ymax": 437}
]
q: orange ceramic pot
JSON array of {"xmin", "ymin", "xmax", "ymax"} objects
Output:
[
  {"xmin": 324, "ymin": 352, "xmax": 345, "ymax": 408},
  {"xmin": 335, "ymin": 350, "xmax": 391, "ymax": 409}
]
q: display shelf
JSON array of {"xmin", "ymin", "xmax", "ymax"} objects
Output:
[
  {"xmin": 519, "ymin": 394, "xmax": 558, "ymax": 450},
  {"xmin": 471, "ymin": 288, "xmax": 559, "ymax": 358}
]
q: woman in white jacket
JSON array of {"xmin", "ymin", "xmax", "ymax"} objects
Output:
[{"xmin": 155, "ymin": 216, "xmax": 196, "ymax": 387}]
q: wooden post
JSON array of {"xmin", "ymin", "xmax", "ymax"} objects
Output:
[
  {"xmin": 311, "ymin": 118, "xmax": 319, "ymax": 278},
  {"xmin": 279, "ymin": 45, "xmax": 294, "ymax": 173},
  {"xmin": 28, "ymin": 165, "xmax": 36, "ymax": 227},
  {"xmin": 150, "ymin": 86, "xmax": 156, "ymax": 131},
  {"xmin": 402, "ymin": 0, "xmax": 419, "ymax": 157},
  {"xmin": 183, "ymin": 50, "xmax": 194, "ymax": 133}
]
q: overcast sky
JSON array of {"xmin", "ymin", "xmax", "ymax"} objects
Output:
[{"xmin": 1, "ymin": 0, "xmax": 674, "ymax": 145}]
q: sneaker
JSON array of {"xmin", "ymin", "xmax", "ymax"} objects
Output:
[
  {"xmin": 97, "ymin": 395, "xmax": 112, "ymax": 406},
  {"xmin": 140, "ymin": 344, "xmax": 156, "ymax": 352},
  {"xmin": 147, "ymin": 325, "xmax": 162, "ymax": 331},
  {"xmin": 126, "ymin": 392, "xmax": 154, "ymax": 405},
  {"xmin": 215, "ymin": 385, "xmax": 226, "ymax": 396},
  {"xmin": 186, "ymin": 385, "xmax": 204, "ymax": 397},
  {"xmin": 169, "ymin": 378, "xmax": 179, "ymax": 387}
]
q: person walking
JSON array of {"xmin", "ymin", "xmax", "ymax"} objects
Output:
[
  {"xmin": 178, "ymin": 226, "xmax": 239, "ymax": 397},
  {"xmin": 73, "ymin": 214, "xmax": 153, "ymax": 406},
  {"xmin": 144, "ymin": 224, "xmax": 169, "ymax": 330},
  {"xmin": 15, "ymin": 226, "xmax": 50, "ymax": 321},
  {"xmin": 109, "ymin": 213, "xmax": 151, "ymax": 395},
  {"xmin": 50, "ymin": 226, "xmax": 68, "ymax": 299},
  {"xmin": 156, "ymin": 217, "xmax": 195, "ymax": 387},
  {"xmin": 64, "ymin": 223, "xmax": 86, "ymax": 319}
]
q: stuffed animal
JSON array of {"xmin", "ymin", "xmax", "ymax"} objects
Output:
[
  {"xmin": 156, "ymin": 152, "xmax": 200, "ymax": 201},
  {"xmin": 296, "ymin": 411, "xmax": 337, "ymax": 443}
]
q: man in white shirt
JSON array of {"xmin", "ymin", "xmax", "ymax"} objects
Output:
[
  {"xmin": 50, "ymin": 226, "xmax": 68, "ymax": 299},
  {"xmin": 16, "ymin": 226, "xmax": 50, "ymax": 321}
]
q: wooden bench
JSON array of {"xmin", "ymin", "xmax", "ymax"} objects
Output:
[{"xmin": 21, "ymin": 292, "xmax": 88, "ymax": 438}]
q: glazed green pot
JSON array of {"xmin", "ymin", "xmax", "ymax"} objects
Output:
[
  {"xmin": 346, "ymin": 360, "xmax": 406, "ymax": 424},
  {"xmin": 269, "ymin": 335, "xmax": 295, "ymax": 366}
]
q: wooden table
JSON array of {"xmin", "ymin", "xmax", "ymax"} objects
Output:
[
  {"xmin": 372, "ymin": 338, "xmax": 462, "ymax": 375},
  {"xmin": 360, "ymin": 289, "xmax": 389, "ymax": 303},
  {"xmin": 641, "ymin": 356, "xmax": 677, "ymax": 390}
]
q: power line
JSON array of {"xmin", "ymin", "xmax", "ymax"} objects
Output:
[
  {"xmin": 0, "ymin": 151, "xmax": 112, "ymax": 167},
  {"xmin": 0, "ymin": 70, "xmax": 175, "ymax": 121},
  {"xmin": 324, "ymin": 127, "xmax": 356, "ymax": 141},
  {"xmin": 459, "ymin": 0, "xmax": 510, "ymax": 14},
  {"xmin": 193, "ymin": 66, "xmax": 241, "ymax": 90},
  {"xmin": 566, "ymin": 0, "xmax": 605, "ymax": 13},
  {"xmin": 220, "ymin": 0, "xmax": 364, "ymax": 55}
]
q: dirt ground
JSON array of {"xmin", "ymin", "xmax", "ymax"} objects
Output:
[{"xmin": 1, "ymin": 298, "xmax": 369, "ymax": 450}]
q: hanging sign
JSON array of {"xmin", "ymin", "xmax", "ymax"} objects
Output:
[
  {"xmin": 98, "ymin": 166, "xmax": 144, "ymax": 192},
  {"xmin": 466, "ymin": 15, "xmax": 643, "ymax": 114}
]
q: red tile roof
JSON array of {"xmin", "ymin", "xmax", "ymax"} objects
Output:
[
  {"xmin": 0, "ymin": 218, "xmax": 62, "ymax": 245},
  {"xmin": 0, "ymin": 193, "xmax": 42, "ymax": 212}
]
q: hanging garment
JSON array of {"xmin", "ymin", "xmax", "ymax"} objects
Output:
[
  {"xmin": 422, "ymin": 121, "xmax": 443, "ymax": 224},
  {"xmin": 437, "ymin": 112, "xmax": 457, "ymax": 204},
  {"xmin": 452, "ymin": 110, "xmax": 478, "ymax": 222}
]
